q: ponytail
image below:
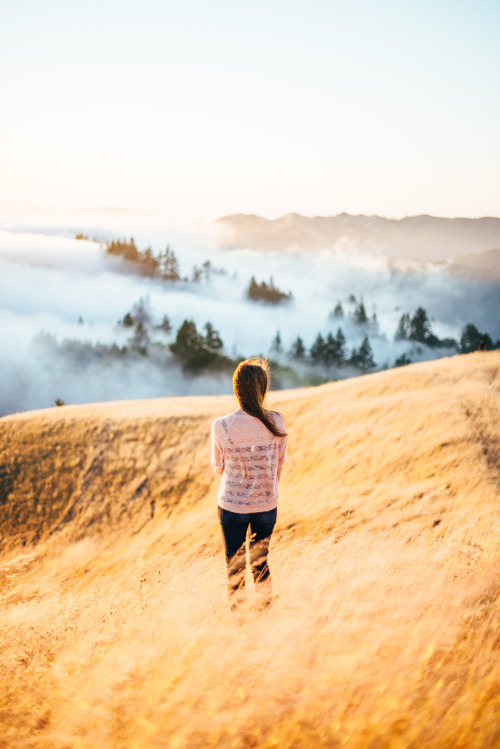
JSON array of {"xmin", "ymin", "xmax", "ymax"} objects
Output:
[{"xmin": 233, "ymin": 358, "xmax": 287, "ymax": 437}]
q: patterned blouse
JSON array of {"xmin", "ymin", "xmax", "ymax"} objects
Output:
[{"xmin": 211, "ymin": 408, "xmax": 287, "ymax": 513}]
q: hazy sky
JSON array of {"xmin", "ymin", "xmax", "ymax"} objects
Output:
[{"xmin": 1, "ymin": 0, "xmax": 499, "ymax": 224}]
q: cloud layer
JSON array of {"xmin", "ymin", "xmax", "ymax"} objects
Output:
[{"xmin": 1, "ymin": 222, "xmax": 499, "ymax": 416}]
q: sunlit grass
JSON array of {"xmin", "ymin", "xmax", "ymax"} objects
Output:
[{"xmin": 0, "ymin": 352, "xmax": 499, "ymax": 747}]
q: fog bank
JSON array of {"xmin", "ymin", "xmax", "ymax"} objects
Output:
[{"xmin": 1, "ymin": 222, "xmax": 499, "ymax": 416}]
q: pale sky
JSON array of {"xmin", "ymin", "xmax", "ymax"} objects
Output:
[{"xmin": 1, "ymin": 0, "xmax": 499, "ymax": 224}]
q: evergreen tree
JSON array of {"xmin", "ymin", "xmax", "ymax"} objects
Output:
[
  {"xmin": 353, "ymin": 301, "xmax": 368, "ymax": 324},
  {"xmin": 142, "ymin": 247, "xmax": 159, "ymax": 276},
  {"xmin": 271, "ymin": 330, "xmax": 282, "ymax": 352},
  {"xmin": 348, "ymin": 293, "xmax": 356, "ymax": 304},
  {"xmin": 333, "ymin": 302, "xmax": 344, "ymax": 318},
  {"xmin": 129, "ymin": 322, "xmax": 149, "ymax": 352},
  {"xmin": 335, "ymin": 327, "xmax": 346, "ymax": 361},
  {"xmin": 105, "ymin": 236, "xmax": 140, "ymax": 263},
  {"xmin": 459, "ymin": 324, "xmax": 493, "ymax": 353},
  {"xmin": 159, "ymin": 245, "xmax": 180, "ymax": 281},
  {"xmin": 323, "ymin": 330, "xmax": 346, "ymax": 368},
  {"xmin": 157, "ymin": 314, "xmax": 172, "ymax": 334},
  {"xmin": 323, "ymin": 333, "xmax": 338, "ymax": 368},
  {"xmin": 246, "ymin": 275, "xmax": 293, "ymax": 304},
  {"xmin": 121, "ymin": 312, "xmax": 134, "ymax": 328},
  {"xmin": 247, "ymin": 275, "xmax": 259, "ymax": 299},
  {"xmin": 310, "ymin": 333, "xmax": 326, "ymax": 364},
  {"xmin": 170, "ymin": 319, "xmax": 228, "ymax": 372},
  {"xmin": 351, "ymin": 336, "xmax": 375, "ymax": 370},
  {"xmin": 395, "ymin": 313, "xmax": 411, "ymax": 340},
  {"xmin": 170, "ymin": 320, "xmax": 201, "ymax": 359},
  {"xmin": 409, "ymin": 307, "xmax": 432, "ymax": 342},
  {"xmin": 131, "ymin": 297, "xmax": 151, "ymax": 326},
  {"xmin": 202, "ymin": 260, "xmax": 212, "ymax": 282},
  {"xmin": 394, "ymin": 353, "xmax": 412, "ymax": 367},
  {"xmin": 202, "ymin": 322, "xmax": 223, "ymax": 351},
  {"xmin": 290, "ymin": 336, "xmax": 306, "ymax": 359}
]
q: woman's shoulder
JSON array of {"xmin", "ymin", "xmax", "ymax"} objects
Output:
[
  {"xmin": 268, "ymin": 410, "xmax": 286, "ymax": 428},
  {"xmin": 212, "ymin": 412, "xmax": 238, "ymax": 430}
]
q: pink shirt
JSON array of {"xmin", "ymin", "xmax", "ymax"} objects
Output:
[{"xmin": 211, "ymin": 409, "xmax": 287, "ymax": 513}]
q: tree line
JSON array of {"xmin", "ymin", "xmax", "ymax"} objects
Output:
[
  {"xmin": 104, "ymin": 238, "xmax": 225, "ymax": 284},
  {"xmin": 273, "ymin": 328, "xmax": 376, "ymax": 371},
  {"xmin": 246, "ymin": 276, "xmax": 293, "ymax": 304},
  {"xmin": 395, "ymin": 307, "xmax": 499, "ymax": 352}
]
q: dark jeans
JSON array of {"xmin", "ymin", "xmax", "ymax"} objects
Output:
[{"xmin": 218, "ymin": 506, "xmax": 277, "ymax": 601}]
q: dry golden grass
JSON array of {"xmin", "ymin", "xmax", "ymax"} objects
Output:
[{"xmin": 0, "ymin": 351, "xmax": 499, "ymax": 748}]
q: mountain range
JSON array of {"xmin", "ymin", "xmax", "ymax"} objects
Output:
[{"xmin": 216, "ymin": 212, "xmax": 500, "ymax": 264}]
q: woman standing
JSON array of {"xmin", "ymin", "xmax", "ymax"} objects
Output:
[{"xmin": 211, "ymin": 357, "xmax": 287, "ymax": 610}]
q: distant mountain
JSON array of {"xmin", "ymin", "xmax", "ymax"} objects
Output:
[{"xmin": 216, "ymin": 212, "xmax": 500, "ymax": 262}]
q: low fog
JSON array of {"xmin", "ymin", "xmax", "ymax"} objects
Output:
[{"xmin": 1, "ymin": 219, "xmax": 499, "ymax": 417}]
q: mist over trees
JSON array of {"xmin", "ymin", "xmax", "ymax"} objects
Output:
[
  {"xmin": 459, "ymin": 324, "xmax": 497, "ymax": 353},
  {"xmin": 246, "ymin": 276, "xmax": 293, "ymax": 304},
  {"xmin": 34, "ymin": 299, "xmax": 233, "ymax": 379},
  {"xmin": 37, "ymin": 290, "xmax": 500, "ymax": 396},
  {"xmin": 105, "ymin": 239, "xmax": 181, "ymax": 280},
  {"xmin": 19, "ymin": 249, "xmax": 500, "ymax": 415},
  {"xmin": 394, "ymin": 307, "xmax": 456, "ymax": 348},
  {"xmin": 288, "ymin": 325, "xmax": 374, "ymax": 373},
  {"xmin": 170, "ymin": 320, "xmax": 233, "ymax": 373},
  {"xmin": 104, "ymin": 238, "xmax": 227, "ymax": 285}
]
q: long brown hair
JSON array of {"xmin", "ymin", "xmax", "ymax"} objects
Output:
[{"xmin": 233, "ymin": 357, "xmax": 287, "ymax": 437}]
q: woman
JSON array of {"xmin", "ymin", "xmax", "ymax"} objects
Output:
[{"xmin": 211, "ymin": 357, "xmax": 288, "ymax": 610}]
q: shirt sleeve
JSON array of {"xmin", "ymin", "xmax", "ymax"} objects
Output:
[
  {"xmin": 211, "ymin": 419, "xmax": 225, "ymax": 473},
  {"xmin": 277, "ymin": 414, "xmax": 287, "ymax": 468}
]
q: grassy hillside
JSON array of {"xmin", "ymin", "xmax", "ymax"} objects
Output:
[{"xmin": 0, "ymin": 352, "xmax": 499, "ymax": 748}]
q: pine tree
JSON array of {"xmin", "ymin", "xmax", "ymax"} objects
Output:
[
  {"xmin": 271, "ymin": 330, "xmax": 282, "ymax": 352},
  {"xmin": 202, "ymin": 322, "xmax": 223, "ymax": 352},
  {"xmin": 353, "ymin": 301, "xmax": 368, "ymax": 324},
  {"xmin": 160, "ymin": 245, "xmax": 180, "ymax": 281},
  {"xmin": 129, "ymin": 322, "xmax": 150, "ymax": 352},
  {"xmin": 335, "ymin": 327, "xmax": 346, "ymax": 361},
  {"xmin": 247, "ymin": 275, "xmax": 259, "ymax": 300},
  {"xmin": 395, "ymin": 313, "xmax": 411, "ymax": 340},
  {"xmin": 323, "ymin": 331, "xmax": 346, "ymax": 368},
  {"xmin": 158, "ymin": 314, "xmax": 172, "ymax": 334},
  {"xmin": 333, "ymin": 302, "xmax": 344, "ymax": 318},
  {"xmin": 310, "ymin": 333, "xmax": 326, "ymax": 364},
  {"xmin": 459, "ymin": 324, "xmax": 493, "ymax": 353},
  {"xmin": 142, "ymin": 247, "xmax": 159, "ymax": 276},
  {"xmin": 131, "ymin": 297, "xmax": 151, "ymax": 326},
  {"xmin": 323, "ymin": 333, "xmax": 338, "ymax": 368},
  {"xmin": 290, "ymin": 336, "xmax": 306, "ymax": 359},
  {"xmin": 202, "ymin": 260, "xmax": 212, "ymax": 282},
  {"xmin": 170, "ymin": 320, "xmax": 201, "ymax": 358},
  {"xmin": 394, "ymin": 353, "xmax": 412, "ymax": 367},
  {"xmin": 356, "ymin": 336, "xmax": 376, "ymax": 370},
  {"xmin": 409, "ymin": 307, "xmax": 432, "ymax": 342},
  {"xmin": 121, "ymin": 312, "xmax": 134, "ymax": 328}
]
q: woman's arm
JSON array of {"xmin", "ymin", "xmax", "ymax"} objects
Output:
[{"xmin": 211, "ymin": 419, "xmax": 225, "ymax": 476}]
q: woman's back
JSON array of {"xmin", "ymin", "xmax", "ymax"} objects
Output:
[{"xmin": 212, "ymin": 408, "xmax": 287, "ymax": 513}]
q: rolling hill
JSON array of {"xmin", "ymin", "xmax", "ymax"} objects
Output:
[{"xmin": 0, "ymin": 352, "xmax": 499, "ymax": 747}]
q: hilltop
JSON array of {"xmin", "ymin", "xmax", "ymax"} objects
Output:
[{"xmin": 0, "ymin": 352, "xmax": 499, "ymax": 747}]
